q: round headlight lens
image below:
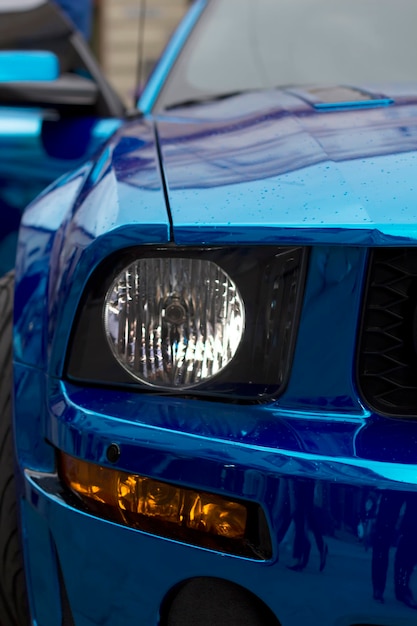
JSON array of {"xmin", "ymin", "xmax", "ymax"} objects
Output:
[{"xmin": 104, "ymin": 258, "xmax": 245, "ymax": 388}]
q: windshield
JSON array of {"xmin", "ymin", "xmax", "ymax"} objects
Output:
[{"xmin": 157, "ymin": 0, "xmax": 417, "ymax": 109}]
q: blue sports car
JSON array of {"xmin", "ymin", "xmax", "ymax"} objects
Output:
[{"xmin": 1, "ymin": 0, "xmax": 417, "ymax": 625}]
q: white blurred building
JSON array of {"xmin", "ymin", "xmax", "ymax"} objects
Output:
[{"xmin": 99, "ymin": 0, "xmax": 189, "ymax": 105}]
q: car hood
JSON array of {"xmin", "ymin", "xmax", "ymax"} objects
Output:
[{"xmin": 155, "ymin": 84, "xmax": 417, "ymax": 245}]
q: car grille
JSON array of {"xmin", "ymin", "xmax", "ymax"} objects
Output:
[{"xmin": 358, "ymin": 248, "xmax": 417, "ymax": 417}]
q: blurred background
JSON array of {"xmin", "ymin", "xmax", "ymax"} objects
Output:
[{"xmin": 91, "ymin": 0, "xmax": 190, "ymax": 105}]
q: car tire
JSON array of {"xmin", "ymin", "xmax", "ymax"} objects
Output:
[{"xmin": 0, "ymin": 271, "xmax": 30, "ymax": 626}]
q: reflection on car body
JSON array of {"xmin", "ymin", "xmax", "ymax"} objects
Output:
[{"xmin": 1, "ymin": 1, "xmax": 417, "ymax": 625}]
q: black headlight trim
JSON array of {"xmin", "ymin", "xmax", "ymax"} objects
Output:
[{"xmin": 66, "ymin": 245, "xmax": 309, "ymax": 402}]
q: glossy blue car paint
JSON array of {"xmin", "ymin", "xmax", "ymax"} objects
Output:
[
  {"xmin": 14, "ymin": 118, "xmax": 170, "ymax": 380},
  {"xmin": 155, "ymin": 86, "xmax": 417, "ymax": 245},
  {"xmin": 5, "ymin": 3, "xmax": 417, "ymax": 626}
]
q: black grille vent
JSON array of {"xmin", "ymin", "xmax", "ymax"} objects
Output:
[{"xmin": 358, "ymin": 249, "xmax": 417, "ymax": 417}]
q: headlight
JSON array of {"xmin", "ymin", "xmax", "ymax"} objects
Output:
[
  {"xmin": 104, "ymin": 258, "xmax": 244, "ymax": 389},
  {"xmin": 67, "ymin": 246, "xmax": 308, "ymax": 400}
]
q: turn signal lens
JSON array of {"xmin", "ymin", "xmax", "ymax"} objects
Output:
[
  {"xmin": 103, "ymin": 258, "xmax": 244, "ymax": 389},
  {"xmin": 118, "ymin": 474, "xmax": 246, "ymax": 540},
  {"xmin": 59, "ymin": 453, "xmax": 270, "ymax": 559}
]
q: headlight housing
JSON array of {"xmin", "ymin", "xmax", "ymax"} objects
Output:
[{"xmin": 67, "ymin": 246, "xmax": 307, "ymax": 400}]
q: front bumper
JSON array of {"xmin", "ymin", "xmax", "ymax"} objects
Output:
[{"xmin": 14, "ymin": 364, "xmax": 417, "ymax": 626}]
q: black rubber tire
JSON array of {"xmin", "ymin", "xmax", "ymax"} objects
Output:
[{"xmin": 0, "ymin": 271, "xmax": 30, "ymax": 626}]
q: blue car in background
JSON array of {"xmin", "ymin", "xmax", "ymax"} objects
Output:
[{"xmin": 1, "ymin": 0, "xmax": 417, "ymax": 624}]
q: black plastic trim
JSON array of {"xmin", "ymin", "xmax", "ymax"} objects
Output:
[{"xmin": 66, "ymin": 245, "xmax": 308, "ymax": 402}]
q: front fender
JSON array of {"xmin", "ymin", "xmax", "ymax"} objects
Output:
[{"xmin": 14, "ymin": 118, "xmax": 170, "ymax": 373}]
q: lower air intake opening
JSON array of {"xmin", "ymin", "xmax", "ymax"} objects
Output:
[{"xmin": 160, "ymin": 577, "xmax": 280, "ymax": 626}]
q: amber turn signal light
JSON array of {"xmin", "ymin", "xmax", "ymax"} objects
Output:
[{"xmin": 59, "ymin": 452, "xmax": 271, "ymax": 559}]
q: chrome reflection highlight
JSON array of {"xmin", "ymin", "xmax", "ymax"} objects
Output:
[{"xmin": 104, "ymin": 258, "xmax": 244, "ymax": 388}]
